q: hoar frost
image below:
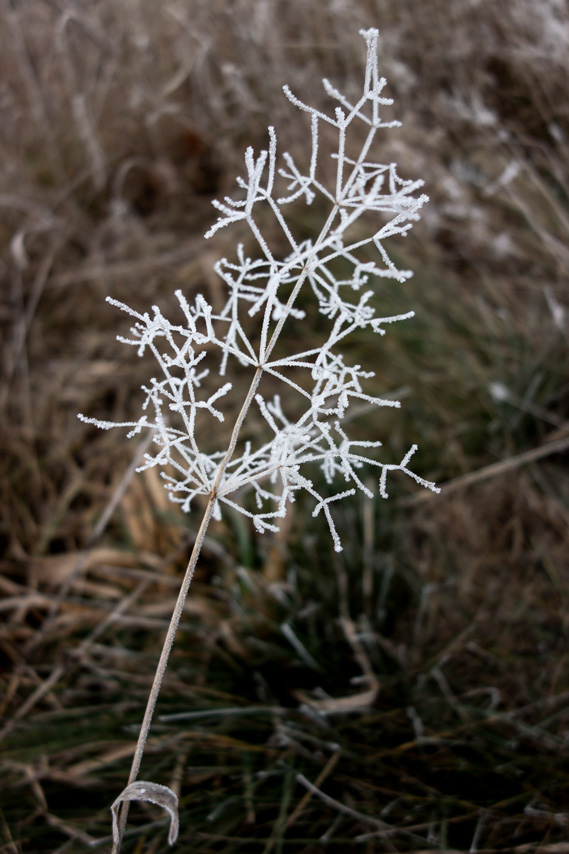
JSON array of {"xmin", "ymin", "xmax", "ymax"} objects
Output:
[{"xmin": 80, "ymin": 29, "xmax": 439, "ymax": 552}]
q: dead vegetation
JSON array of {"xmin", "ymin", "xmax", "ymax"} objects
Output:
[{"xmin": 1, "ymin": 1, "xmax": 568, "ymax": 851}]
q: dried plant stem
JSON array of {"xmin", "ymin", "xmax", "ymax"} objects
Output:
[
  {"xmin": 113, "ymin": 502, "xmax": 213, "ymax": 852},
  {"xmin": 115, "ymin": 248, "xmax": 327, "ymax": 847},
  {"xmin": 114, "ymin": 242, "xmax": 318, "ymax": 848},
  {"xmin": 114, "ymin": 366, "xmax": 264, "ymax": 852},
  {"xmin": 116, "ymin": 243, "xmax": 342, "ymax": 846},
  {"xmin": 92, "ymin": 31, "xmax": 439, "ymax": 849},
  {"xmin": 115, "ymin": 265, "xmax": 322, "ymax": 846}
]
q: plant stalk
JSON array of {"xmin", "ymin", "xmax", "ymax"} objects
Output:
[
  {"xmin": 117, "ymin": 183, "xmax": 365, "ymax": 853},
  {"xmin": 114, "ymin": 365, "xmax": 264, "ymax": 852}
]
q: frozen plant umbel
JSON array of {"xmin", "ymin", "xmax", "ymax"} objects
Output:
[{"xmin": 79, "ymin": 28, "xmax": 439, "ymax": 851}]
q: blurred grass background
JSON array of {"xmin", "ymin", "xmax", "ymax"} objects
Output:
[{"xmin": 1, "ymin": 1, "xmax": 568, "ymax": 851}]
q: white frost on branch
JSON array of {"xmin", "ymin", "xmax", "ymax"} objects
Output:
[{"xmin": 79, "ymin": 28, "xmax": 439, "ymax": 551}]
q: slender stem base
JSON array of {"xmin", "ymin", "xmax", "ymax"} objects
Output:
[
  {"xmin": 113, "ymin": 496, "xmax": 216, "ymax": 852},
  {"xmin": 114, "ymin": 367, "xmax": 265, "ymax": 853}
]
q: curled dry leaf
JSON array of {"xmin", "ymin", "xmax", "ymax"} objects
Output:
[{"xmin": 111, "ymin": 781, "xmax": 179, "ymax": 849}]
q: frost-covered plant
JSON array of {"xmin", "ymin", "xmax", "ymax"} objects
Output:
[{"xmin": 79, "ymin": 28, "xmax": 439, "ymax": 852}]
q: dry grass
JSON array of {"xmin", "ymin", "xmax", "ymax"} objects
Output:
[{"xmin": 1, "ymin": 1, "xmax": 568, "ymax": 851}]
